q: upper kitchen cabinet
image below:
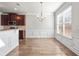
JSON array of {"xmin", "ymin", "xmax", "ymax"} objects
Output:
[
  {"xmin": 1, "ymin": 15, "xmax": 9, "ymax": 25},
  {"xmin": 1, "ymin": 13, "xmax": 25, "ymax": 26},
  {"xmin": 8, "ymin": 13, "xmax": 17, "ymax": 21},
  {"xmin": 16, "ymin": 15, "xmax": 25, "ymax": 25}
]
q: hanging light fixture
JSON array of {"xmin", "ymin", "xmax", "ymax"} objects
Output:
[{"xmin": 37, "ymin": 2, "xmax": 46, "ymax": 22}]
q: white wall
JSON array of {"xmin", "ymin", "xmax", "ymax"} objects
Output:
[
  {"xmin": 54, "ymin": 2, "xmax": 79, "ymax": 55},
  {"xmin": 25, "ymin": 13, "xmax": 54, "ymax": 38},
  {"xmin": 72, "ymin": 3, "xmax": 79, "ymax": 54}
]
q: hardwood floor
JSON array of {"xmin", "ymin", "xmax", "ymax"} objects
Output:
[{"xmin": 7, "ymin": 38, "xmax": 77, "ymax": 56}]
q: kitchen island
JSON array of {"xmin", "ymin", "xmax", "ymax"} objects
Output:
[{"xmin": 0, "ymin": 29, "xmax": 19, "ymax": 56}]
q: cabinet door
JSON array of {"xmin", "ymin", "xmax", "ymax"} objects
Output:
[
  {"xmin": 1, "ymin": 15, "xmax": 8, "ymax": 25},
  {"xmin": 1, "ymin": 15, "xmax": 4, "ymax": 25},
  {"xmin": 11, "ymin": 14, "xmax": 16, "ymax": 21},
  {"xmin": 19, "ymin": 30, "xmax": 25, "ymax": 39},
  {"xmin": 5, "ymin": 15, "xmax": 8, "ymax": 25},
  {"xmin": 16, "ymin": 15, "xmax": 25, "ymax": 25}
]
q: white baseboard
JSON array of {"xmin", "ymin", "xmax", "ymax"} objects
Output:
[
  {"xmin": 26, "ymin": 36, "xmax": 54, "ymax": 38},
  {"xmin": 55, "ymin": 37, "xmax": 79, "ymax": 55}
]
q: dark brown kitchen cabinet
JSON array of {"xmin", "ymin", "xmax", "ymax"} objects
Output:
[
  {"xmin": 1, "ymin": 13, "xmax": 25, "ymax": 26},
  {"xmin": 19, "ymin": 30, "xmax": 25, "ymax": 39},
  {"xmin": 8, "ymin": 13, "xmax": 17, "ymax": 22},
  {"xmin": 16, "ymin": 15, "xmax": 25, "ymax": 25},
  {"xmin": 1, "ymin": 15, "xmax": 9, "ymax": 25}
]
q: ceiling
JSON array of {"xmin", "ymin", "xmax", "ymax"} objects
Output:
[{"xmin": 0, "ymin": 2, "xmax": 63, "ymax": 14}]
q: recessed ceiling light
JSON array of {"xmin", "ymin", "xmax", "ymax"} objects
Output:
[{"xmin": 14, "ymin": 8, "xmax": 17, "ymax": 10}]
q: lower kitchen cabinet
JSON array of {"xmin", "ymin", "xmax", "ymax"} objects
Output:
[{"xmin": 19, "ymin": 30, "xmax": 25, "ymax": 40}]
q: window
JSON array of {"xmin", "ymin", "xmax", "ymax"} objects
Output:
[
  {"xmin": 57, "ymin": 6, "xmax": 72, "ymax": 38},
  {"xmin": 57, "ymin": 13, "xmax": 63, "ymax": 34}
]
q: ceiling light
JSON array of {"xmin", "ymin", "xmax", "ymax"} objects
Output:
[
  {"xmin": 36, "ymin": 2, "xmax": 46, "ymax": 22},
  {"xmin": 14, "ymin": 8, "xmax": 17, "ymax": 10}
]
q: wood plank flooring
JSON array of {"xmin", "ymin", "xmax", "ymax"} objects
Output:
[{"xmin": 7, "ymin": 38, "xmax": 77, "ymax": 56}]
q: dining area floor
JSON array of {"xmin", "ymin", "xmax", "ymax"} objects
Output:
[{"xmin": 7, "ymin": 38, "xmax": 77, "ymax": 56}]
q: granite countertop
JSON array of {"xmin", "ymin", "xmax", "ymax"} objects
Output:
[{"xmin": 0, "ymin": 29, "xmax": 18, "ymax": 31}]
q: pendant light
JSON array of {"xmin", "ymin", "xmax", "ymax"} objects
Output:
[{"xmin": 37, "ymin": 2, "xmax": 46, "ymax": 22}]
